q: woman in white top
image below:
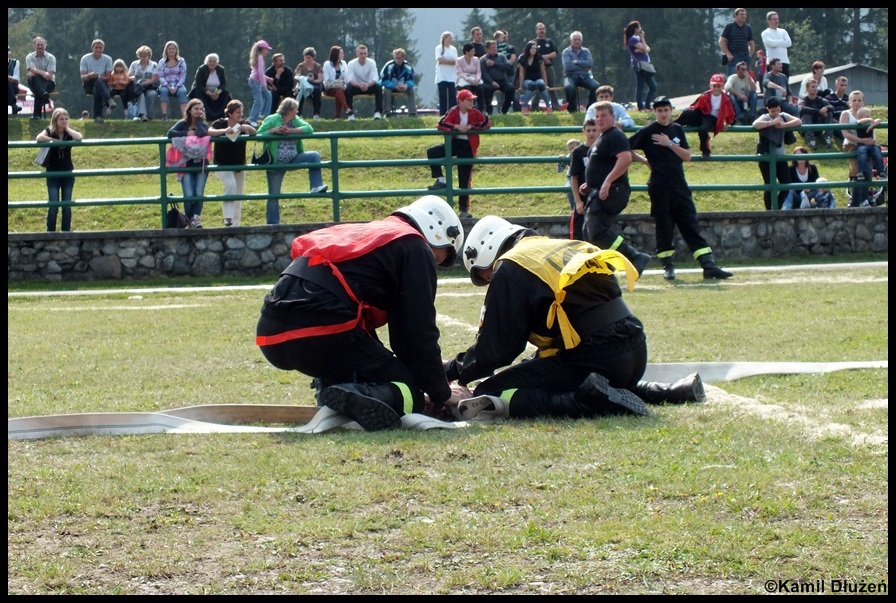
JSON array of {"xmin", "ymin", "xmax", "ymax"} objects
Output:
[
  {"xmin": 128, "ymin": 45, "xmax": 159, "ymax": 121},
  {"xmin": 798, "ymin": 61, "xmax": 829, "ymax": 99},
  {"xmin": 434, "ymin": 31, "xmax": 458, "ymax": 116}
]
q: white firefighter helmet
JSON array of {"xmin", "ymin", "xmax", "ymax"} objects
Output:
[
  {"xmin": 392, "ymin": 196, "xmax": 464, "ymax": 267},
  {"xmin": 463, "ymin": 215, "xmax": 528, "ymax": 286}
]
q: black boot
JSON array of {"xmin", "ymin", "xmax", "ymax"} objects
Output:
[
  {"xmin": 320, "ymin": 382, "xmax": 402, "ymax": 431},
  {"xmin": 661, "ymin": 257, "xmax": 675, "ymax": 281},
  {"xmin": 632, "ymin": 372, "xmax": 706, "ymax": 404},
  {"xmin": 698, "ymin": 252, "xmax": 733, "ymax": 280},
  {"xmin": 618, "ymin": 243, "xmax": 651, "ymax": 280},
  {"xmin": 574, "ymin": 373, "xmax": 650, "ymax": 416}
]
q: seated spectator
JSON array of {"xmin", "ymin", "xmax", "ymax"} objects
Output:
[
  {"xmin": 322, "ymin": 46, "xmax": 352, "ymax": 120},
  {"xmin": 798, "ymin": 60, "xmax": 830, "ymax": 99},
  {"xmin": 806, "ymin": 178, "xmax": 836, "ymax": 209},
  {"xmin": 798, "ymin": 79, "xmax": 835, "ymax": 150},
  {"xmin": 752, "ymin": 96, "xmax": 802, "ymax": 210},
  {"xmin": 9, "ymin": 46, "xmax": 23, "ymax": 114},
  {"xmin": 853, "ymin": 106, "xmax": 888, "ymax": 192},
  {"xmin": 295, "ymin": 47, "xmax": 323, "ymax": 120},
  {"xmin": 724, "ymin": 61, "xmax": 758, "ymax": 125},
  {"xmin": 824, "ymin": 76, "xmax": 850, "ymax": 139},
  {"xmin": 561, "ymin": 31, "xmax": 599, "ymax": 113},
  {"xmin": 25, "ymin": 37, "xmax": 56, "ymax": 121},
  {"xmin": 455, "ymin": 42, "xmax": 485, "ymax": 113},
  {"xmin": 189, "ymin": 53, "xmax": 232, "ymax": 121},
  {"xmin": 264, "ymin": 53, "xmax": 295, "ymax": 117},
  {"xmin": 79, "ymin": 39, "xmax": 114, "ymax": 123},
  {"xmin": 158, "ymin": 40, "xmax": 188, "ymax": 121},
  {"xmin": 762, "ymin": 57, "xmax": 798, "ymax": 116},
  {"xmin": 782, "ymin": 146, "xmax": 819, "ymax": 210},
  {"xmin": 674, "ymin": 73, "xmax": 735, "ymax": 158},
  {"xmin": 584, "ymin": 84, "xmax": 634, "ymax": 128},
  {"xmin": 128, "ymin": 45, "xmax": 159, "ymax": 122},
  {"xmin": 479, "ymin": 39, "xmax": 515, "ymax": 115},
  {"xmin": 108, "ymin": 58, "xmax": 135, "ymax": 116},
  {"xmin": 345, "ymin": 44, "xmax": 383, "ymax": 120},
  {"xmin": 516, "ymin": 40, "xmax": 551, "ymax": 115},
  {"xmin": 379, "ymin": 47, "xmax": 416, "ymax": 117},
  {"xmin": 495, "ymin": 30, "xmax": 520, "ymax": 112}
]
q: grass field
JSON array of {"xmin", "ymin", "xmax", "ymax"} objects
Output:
[
  {"xmin": 7, "ymin": 262, "xmax": 888, "ymax": 594},
  {"xmin": 8, "ymin": 108, "xmax": 888, "ymax": 232}
]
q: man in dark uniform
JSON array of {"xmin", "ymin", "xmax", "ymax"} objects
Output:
[
  {"xmin": 256, "ymin": 195, "xmax": 468, "ymax": 431},
  {"xmin": 442, "ymin": 216, "xmax": 705, "ymax": 421},
  {"xmin": 628, "ymin": 96, "xmax": 733, "ymax": 281},
  {"xmin": 580, "ymin": 101, "xmax": 651, "ymax": 279}
]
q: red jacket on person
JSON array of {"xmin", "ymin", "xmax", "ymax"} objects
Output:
[
  {"xmin": 436, "ymin": 106, "xmax": 490, "ymax": 155},
  {"xmin": 688, "ymin": 91, "xmax": 736, "ymax": 135}
]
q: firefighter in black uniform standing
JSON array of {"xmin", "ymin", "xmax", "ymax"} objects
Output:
[
  {"xmin": 628, "ymin": 96, "xmax": 733, "ymax": 281},
  {"xmin": 443, "ymin": 216, "xmax": 705, "ymax": 421},
  {"xmin": 256, "ymin": 195, "xmax": 468, "ymax": 431}
]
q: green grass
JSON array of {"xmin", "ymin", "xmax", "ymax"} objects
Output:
[
  {"xmin": 9, "ymin": 108, "xmax": 888, "ymax": 232},
  {"xmin": 7, "ymin": 263, "xmax": 888, "ymax": 594}
]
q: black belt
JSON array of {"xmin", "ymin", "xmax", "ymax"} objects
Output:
[{"xmin": 571, "ymin": 297, "xmax": 633, "ymax": 337}]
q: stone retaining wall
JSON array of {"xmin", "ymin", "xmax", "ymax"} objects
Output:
[{"xmin": 8, "ymin": 208, "xmax": 888, "ymax": 282}]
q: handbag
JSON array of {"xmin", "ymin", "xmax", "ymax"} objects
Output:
[
  {"xmin": 166, "ymin": 202, "xmax": 189, "ymax": 229},
  {"xmin": 637, "ymin": 61, "xmax": 656, "ymax": 75},
  {"xmin": 721, "ymin": 54, "xmax": 729, "ymax": 66},
  {"xmin": 252, "ymin": 145, "xmax": 273, "ymax": 165},
  {"xmin": 324, "ymin": 78, "xmax": 346, "ymax": 90},
  {"xmin": 34, "ymin": 146, "xmax": 51, "ymax": 169}
]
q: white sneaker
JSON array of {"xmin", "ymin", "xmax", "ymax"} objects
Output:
[
  {"xmin": 313, "ymin": 114, "xmax": 320, "ymax": 120},
  {"xmin": 190, "ymin": 215, "xmax": 202, "ymax": 229},
  {"xmin": 347, "ymin": 113, "xmax": 355, "ymax": 121},
  {"xmin": 373, "ymin": 111, "xmax": 382, "ymax": 120},
  {"xmin": 310, "ymin": 184, "xmax": 328, "ymax": 194},
  {"xmin": 108, "ymin": 99, "xmax": 117, "ymax": 109}
]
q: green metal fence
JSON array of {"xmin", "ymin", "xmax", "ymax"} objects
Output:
[{"xmin": 8, "ymin": 122, "xmax": 887, "ymax": 228}]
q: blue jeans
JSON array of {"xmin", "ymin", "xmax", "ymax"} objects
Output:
[
  {"xmin": 248, "ymin": 78, "xmax": 272, "ymax": 124},
  {"xmin": 856, "ymin": 144, "xmax": 886, "ymax": 182},
  {"xmin": 632, "ymin": 65, "xmax": 657, "ymax": 110},
  {"xmin": 563, "ymin": 74, "xmax": 599, "ymax": 112},
  {"xmin": 726, "ymin": 53, "xmax": 750, "ymax": 76},
  {"xmin": 521, "ymin": 79, "xmax": 549, "ymax": 108},
  {"xmin": 265, "ymin": 151, "xmax": 324, "ymax": 224},
  {"xmin": 159, "ymin": 85, "xmax": 188, "ymax": 105},
  {"xmin": 46, "ymin": 176, "xmax": 75, "ymax": 232},
  {"xmin": 180, "ymin": 168, "xmax": 208, "ymax": 218},
  {"xmin": 728, "ymin": 91, "xmax": 758, "ymax": 122}
]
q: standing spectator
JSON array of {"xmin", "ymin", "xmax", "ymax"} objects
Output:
[
  {"xmin": 9, "ymin": 45, "xmax": 22, "ymax": 114},
  {"xmin": 434, "ymin": 31, "xmax": 458, "ymax": 116},
  {"xmin": 256, "ymin": 97, "xmax": 327, "ymax": 225},
  {"xmin": 36, "ymin": 108, "xmax": 82, "ymax": 232},
  {"xmin": 425, "ymin": 88, "xmax": 490, "ymax": 219},
  {"xmin": 725, "ymin": 61, "xmax": 758, "ymax": 125},
  {"xmin": 455, "ymin": 42, "xmax": 484, "ymax": 113},
  {"xmin": 79, "ymin": 39, "xmax": 114, "ymax": 123},
  {"xmin": 624, "ymin": 21, "xmax": 656, "ymax": 112},
  {"xmin": 208, "ymin": 99, "xmax": 256, "ymax": 227},
  {"xmin": 516, "ymin": 40, "xmax": 551, "ymax": 115},
  {"xmin": 533, "ymin": 22, "xmax": 561, "ymax": 111},
  {"xmin": 189, "ymin": 53, "xmax": 232, "ymax": 122},
  {"xmin": 561, "ymin": 31, "xmax": 599, "ymax": 113},
  {"xmin": 558, "ymin": 137, "xmax": 581, "ymax": 222},
  {"xmin": 719, "ymin": 8, "xmax": 755, "ymax": 77},
  {"xmin": 674, "ymin": 74, "xmax": 736, "ymax": 159},
  {"xmin": 247, "ymin": 40, "xmax": 273, "ymax": 127},
  {"xmin": 322, "ymin": 46, "xmax": 353, "ymax": 120},
  {"xmin": 158, "ymin": 41, "xmax": 188, "ymax": 122},
  {"xmin": 580, "ymin": 101, "xmax": 651, "ymax": 278},
  {"xmin": 379, "ymin": 48, "xmax": 416, "ymax": 117},
  {"xmin": 753, "ymin": 96, "xmax": 802, "ymax": 210},
  {"xmin": 753, "ymin": 49, "xmax": 767, "ymax": 83},
  {"xmin": 825, "ymin": 76, "xmax": 850, "ymax": 135},
  {"xmin": 798, "ymin": 79, "xmax": 835, "ymax": 150},
  {"xmin": 584, "ymin": 85, "xmax": 634, "ymax": 128},
  {"xmin": 166, "ymin": 98, "xmax": 212, "ymax": 228},
  {"xmin": 255, "ymin": 196, "xmax": 467, "ymax": 431},
  {"xmin": 295, "ymin": 47, "xmax": 323, "ymax": 120},
  {"xmin": 782, "ymin": 146, "xmax": 820, "ymax": 210},
  {"xmin": 629, "ymin": 96, "xmax": 732, "ymax": 280},
  {"xmin": 469, "ymin": 27, "xmax": 486, "ymax": 58},
  {"xmin": 128, "ymin": 45, "xmax": 159, "ymax": 122},
  {"xmin": 480, "ymin": 40, "xmax": 515, "ymax": 115},
  {"xmin": 25, "ymin": 37, "xmax": 56, "ymax": 121},
  {"xmin": 345, "ymin": 45, "xmax": 383, "ymax": 120},
  {"xmin": 798, "ymin": 61, "xmax": 830, "ymax": 99},
  {"xmin": 568, "ymin": 118, "xmax": 599, "ymax": 240},
  {"xmin": 264, "ymin": 53, "xmax": 295, "ymax": 118},
  {"xmin": 761, "ymin": 11, "xmax": 792, "ymax": 77},
  {"xmin": 108, "ymin": 59, "xmax": 135, "ymax": 117},
  {"xmin": 762, "ymin": 58, "xmax": 798, "ymax": 115},
  {"xmin": 495, "ymin": 30, "xmax": 520, "ymax": 112}
]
